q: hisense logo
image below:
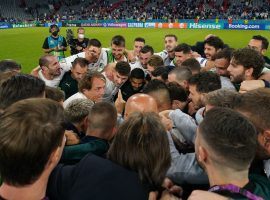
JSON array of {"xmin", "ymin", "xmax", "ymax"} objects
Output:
[{"xmin": 189, "ymin": 23, "xmax": 222, "ymax": 29}]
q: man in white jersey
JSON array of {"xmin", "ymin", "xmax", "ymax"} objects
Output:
[
  {"xmin": 63, "ymin": 39, "xmax": 108, "ymax": 72},
  {"xmin": 102, "ymin": 61, "xmax": 130, "ymax": 103},
  {"xmin": 156, "ymin": 34, "xmax": 178, "ymax": 66},
  {"xmin": 37, "ymin": 55, "xmax": 69, "ymax": 88},
  {"xmin": 129, "ymin": 45, "xmax": 154, "ymax": 72}
]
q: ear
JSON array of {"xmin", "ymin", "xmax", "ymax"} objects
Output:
[
  {"xmin": 245, "ymin": 68, "xmax": 254, "ymax": 79},
  {"xmin": 82, "ymin": 88, "xmax": 88, "ymax": 95},
  {"xmin": 81, "ymin": 116, "xmax": 88, "ymax": 132},
  {"xmin": 40, "ymin": 65, "xmax": 47, "ymax": 71},
  {"xmin": 172, "ymin": 100, "xmax": 178, "ymax": 108},
  {"xmin": 45, "ymin": 141, "xmax": 64, "ymax": 171},
  {"xmin": 183, "ymin": 80, "xmax": 189, "ymax": 89},
  {"xmin": 262, "ymin": 130, "xmax": 270, "ymax": 154},
  {"xmin": 261, "ymin": 49, "xmax": 267, "ymax": 55},
  {"xmin": 200, "ymin": 93, "xmax": 207, "ymax": 105},
  {"xmin": 198, "ymin": 146, "xmax": 208, "ymax": 162},
  {"xmin": 108, "ymin": 126, "xmax": 117, "ymax": 141},
  {"xmin": 124, "ymin": 112, "xmax": 128, "ymax": 120}
]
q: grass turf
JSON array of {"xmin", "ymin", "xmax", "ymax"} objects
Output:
[{"xmin": 0, "ymin": 27, "xmax": 270, "ymax": 73}]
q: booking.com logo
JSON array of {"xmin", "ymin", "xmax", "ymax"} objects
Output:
[{"xmin": 228, "ymin": 24, "xmax": 261, "ymax": 30}]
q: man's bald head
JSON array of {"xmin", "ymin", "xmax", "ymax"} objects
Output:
[{"xmin": 124, "ymin": 94, "xmax": 158, "ymax": 119}]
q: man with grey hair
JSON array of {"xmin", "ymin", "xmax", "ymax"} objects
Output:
[{"xmin": 64, "ymin": 98, "xmax": 95, "ymax": 139}]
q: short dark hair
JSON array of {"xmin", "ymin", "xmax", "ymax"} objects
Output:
[
  {"xmin": 147, "ymin": 55, "xmax": 164, "ymax": 68},
  {"xmin": 252, "ymin": 35, "xmax": 269, "ymax": 50},
  {"xmin": 134, "ymin": 37, "xmax": 145, "ymax": 43},
  {"xmin": 140, "ymin": 45, "xmax": 154, "ymax": 55},
  {"xmin": 87, "ymin": 38, "xmax": 102, "ymax": 48},
  {"xmin": 0, "ymin": 74, "xmax": 45, "ymax": 110},
  {"xmin": 204, "ymin": 36, "xmax": 224, "ymax": 50},
  {"xmin": 189, "ymin": 72, "xmax": 221, "ymax": 93},
  {"xmin": 45, "ymin": 86, "xmax": 65, "ymax": 102},
  {"xmin": 78, "ymin": 71, "xmax": 105, "ymax": 92},
  {"xmin": 143, "ymin": 79, "xmax": 171, "ymax": 110},
  {"xmin": 111, "ymin": 35, "xmax": 125, "ymax": 47},
  {"xmin": 232, "ymin": 48, "xmax": 265, "ymax": 79},
  {"xmin": 0, "ymin": 98, "xmax": 65, "ymax": 185},
  {"xmin": 169, "ymin": 67, "xmax": 192, "ymax": 82},
  {"xmin": 212, "ymin": 48, "xmax": 234, "ymax": 61},
  {"xmin": 88, "ymin": 102, "xmax": 117, "ymax": 137},
  {"xmin": 39, "ymin": 55, "xmax": 54, "ymax": 67},
  {"xmin": 165, "ymin": 34, "xmax": 178, "ymax": 41},
  {"xmin": 72, "ymin": 57, "xmax": 89, "ymax": 68},
  {"xmin": 174, "ymin": 43, "xmax": 192, "ymax": 54},
  {"xmin": 115, "ymin": 61, "xmax": 131, "ymax": 76},
  {"xmin": 50, "ymin": 24, "xmax": 59, "ymax": 30},
  {"xmin": 143, "ymin": 79, "xmax": 168, "ymax": 93},
  {"xmin": 152, "ymin": 66, "xmax": 168, "ymax": 81},
  {"xmin": 167, "ymin": 82, "xmax": 188, "ymax": 102},
  {"xmin": 130, "ymin": 68, "xmax": 145, "ymax": 79},
  {"xmin": 0, "ymin": 59, "xmax": 21, "ymax": 73},
  {"xmin": 108, "ymin": 112, "xmax": 171, "ymax": 188},
  {"xmin": 205, "ymin": 89, "xmax": 240, "ymax": 109},
  {"xmin": 181, "ymin": 58, "xmax": 201, "ymax": 73},
  {"xmin": 234, "ymin": 88, "xmax": 270, "ymax": 133},
  {"xmin": 199, "ymin": 107, "xmax": 257, "ymax": 170}
]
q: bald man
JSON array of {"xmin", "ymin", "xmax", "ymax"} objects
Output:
[{"xmin": 124, "ymin": 93, "xmax": 158, "ymax": 119}]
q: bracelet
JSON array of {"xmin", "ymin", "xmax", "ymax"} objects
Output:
[{"xmin": 262, "ymin": 79, "xmax": 270, "ymax": 88}]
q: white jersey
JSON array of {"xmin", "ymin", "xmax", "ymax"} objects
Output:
[
  {"xmin": 61, "ymin": 48, "xmax": 108, "ymax": 72},
  {"xmin": 89, "ymin": 48, "xmax": 108, "ymax": 72},
  {"xmin": 63, "ymin": 92, "xmax": 88, "ymax": 108},
  {"xmin": 62, "ymin": 52, "xmax": 85, "ymax": 69},
  {"xmin": 168, "ymin": 57, "xmax": 206, "ymax": 68},
  {"xmin": 155, "ymin": 50, "xmax": 173, "ymax": 66},
  {"xmin": 38, "ymin": 64, "xmax": 69, "ymax": 88},
  {"xmin": 101, "ymin": 72, "xmax": 118, "ymax": 103},
  {"xmin": 129, "ymin": 60, "xmax": 146, "ymax": 72},
  {"xmin": 264, "ymin": 159, "xmax": 270, "ymax": 179},
  {"xmin": 262, "ymin": 66, "xmax": 270, "ymax": 73},
  {"xmin": 220, "ymin": 76, "xmax": 236, "ymax": 91},
  {"xmin": 196, "ymin": 57, "xmax": 207, "ymax": 68}
]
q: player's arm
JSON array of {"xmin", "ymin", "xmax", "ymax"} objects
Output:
[{"xmin": 30, "ymin": 65, "xmax": 41, "ymax": 77}]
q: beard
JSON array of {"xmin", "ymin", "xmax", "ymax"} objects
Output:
[
  {"xmin": 230, "ymin": 73, "xmax": 245, "ymax": 84},
  {"xmin": 255, "ymin": 141, "xmax": 270, "ymax": 160}
]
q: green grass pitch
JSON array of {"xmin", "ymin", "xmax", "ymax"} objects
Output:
[{"xmin": 0, "ymin": 27, "xmax": 270, "ymax": 73}]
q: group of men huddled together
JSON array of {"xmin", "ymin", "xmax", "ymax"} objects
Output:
[{"xmin": 0, "ymin": 24, "xmax": 270, "ymax": 200}]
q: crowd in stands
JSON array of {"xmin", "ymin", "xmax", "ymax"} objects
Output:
[
  {"xmin": 1, "ymin": 0, "xmax": 270, "ymax": 23},
  {"xmin": 1, "ymin": 24, "xmax": 270, "ymax": 199},
  {"xmin": 42, "ymin": 0, "xmax": 270, "ymax": 21}
]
